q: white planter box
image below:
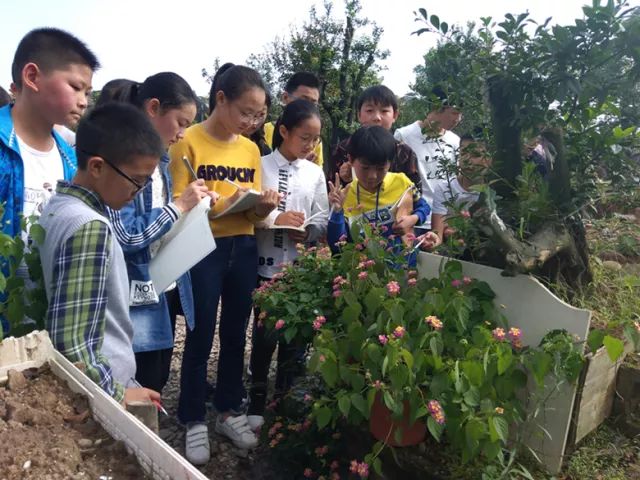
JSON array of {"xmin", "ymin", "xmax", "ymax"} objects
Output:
[{"xmin": 0, "ymin": 331, "xmax": 208, "ymax": 480}]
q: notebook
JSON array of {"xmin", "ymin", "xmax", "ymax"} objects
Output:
[
  {"xmin": 210, "ymin": 189, "xmax": 261, "ymax": 219},
  {"xmin": 149, "ymin": 197, "xmax": 216, "ymax": 293},
  {"xmin": 268, "ymin": 210, "xmax": 328, "ymax": 232}
]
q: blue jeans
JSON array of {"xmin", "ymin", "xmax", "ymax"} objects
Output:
[{"xmin": 177, "ymin": 235, "xmax": 257, "ymax": 423}]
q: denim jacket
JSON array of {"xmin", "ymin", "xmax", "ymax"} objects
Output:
[
  {"xmin": 107, "ymin": 153, "xmax": 195, "ymax": 352},
  {"xmin": 0, "ymin": 105, "xmax": 77, "ymax": 237}
]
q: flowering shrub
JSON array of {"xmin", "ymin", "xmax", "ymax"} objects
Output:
[
  {"xmin": 257, "ymin": 222, "xmax": 585, "ymax": 476},
  {"xmin": 253, "ymin": 245, "xmax": 338, "ymax": 345}
]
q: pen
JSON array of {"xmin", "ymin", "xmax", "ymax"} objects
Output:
[
  {"xmin": 223, "ymin": 178, "xmax": 244, "ymax": 190},
  {"xmin": 181, "ymin": 156, "xmax": 199, "ymax": 182},
  {"xmin": 130, "ymin": 378, "xmax": 168, "ymax": 416}
]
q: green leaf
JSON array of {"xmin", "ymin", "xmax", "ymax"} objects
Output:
[
  {"xmin": 351, "ymin": 393, "xmax": 369, "ymax": 417},
  {"xmin": 497, "ymin": 345, "xmax": 513, "ymax": 375},
  {"xmin": 338, "ymin": 395, "xmax": 351, "ymax": 417},
  {"xmin": 28, "ymin": 223, "xmax": 45, "ymax": 245},
  {"xmin": 316, "ymin": 406, "xmax": 332, "ymax": 429},
  {"xmin": 283, "ymin": 326, "xmax": 298, "ymax": 344},
  {"xmin": 320, "ymin": 359, "xmax": 338, "ymax": 387},
  {"xmin": 382, "ymin": 355, "xmax": 389, "ymax": 376},
  {"xmin": 492, "ymin": 416, "xmax": 509, "ymax": 442},
  {"xmin": 418, "ymin": 8, "xmax": 427, "ymax": 19},
  {"xmin": 587, "ymin": 329, "xmax": 605, "ymax": 353},
  {"xmin": 463, "ymin": 361, "xmax": 484, "ymax": 386},
  {"xmin": 367, "ymin": 388, "xmax": 377, "ymax": 410},
  {"xmin": 372, "ymin": 457, "xmax": 382, "ymax": 475},
  {"xmin": 383, "ymin": 390, "xmax": 397, "ymax": 413},
  {"xmin": 463, "ymin": 386, "xmax": 480, "ymax": 407},
  {"xmin": 430, "ymin": 14, "xmax": 440, "ymax": 29},
  {"xmin": 400, "ymin": 349, "xmax": 414, "ymax": 370},
  {"xmin": 603, "ymin": 335, "xmax": 624, "ymax": 362},
  {"xmin": 440, "ymin": 22, "xmax": 449, "ymax": 34},
  {"xmin": 427, "ymin": 416, "xmax": 443, "ymax": 442}
]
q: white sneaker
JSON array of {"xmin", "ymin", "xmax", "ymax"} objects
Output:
[
  {"xmin": 247, "ymin": 415, "xmax": 264, "ymax": 432},
  {"xmin": 185, "ymin": 422, "xmax": 210, "ymax": 465},
  {"xmin": 215, "ymin": 414, "xmax": 259, "ymax": 449}
]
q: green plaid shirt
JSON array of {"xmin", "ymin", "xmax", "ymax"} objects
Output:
[{"xmin": 46, "ymin": 183, "xmax": 125, "ymax": 403}]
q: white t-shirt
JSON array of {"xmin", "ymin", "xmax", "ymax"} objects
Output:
[
  {"xmin": 394, "ymin": 121, "xmax": 460, "ymax": 227},
  {"xmin": 431, "ymin": 177, "xmax": 480, "ymax": 216},
  {"xmin": 18, "ymin": 136, "xmax": 64, "ymax": 221},
  {"xmin": 256, "ymin": 149, "xmax": 329, "ymax": 279}
]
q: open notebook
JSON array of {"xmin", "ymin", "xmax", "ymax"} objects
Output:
[
  {"xmin": 210, "ymin": 189, "xmax": 261, "ymax": 219},
  {"xmin": 268, "ymin": 210, "xmax": 328, "ymax": 232},
  {"xmin": 149, "ymin": 197, "xmax": 216, "ymax": 293}
]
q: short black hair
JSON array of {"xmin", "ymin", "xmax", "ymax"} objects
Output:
[
  {"xmin": 357, "ymin": 85, "xmax": 398, "ymax": 112},
  {"xmin": 75, "ymin": 102, "xmax": 164, "ymax": 170},
  {"xmin": 95, "ymin": 79, "xmax": 136, "ymax": 107},
  {"xmin": 285, "ymin": 72, "xmax": 320, "ymax": 94},
  {"xmin": 348, "ymin": 126, "xmax": 396, "ymax": 166},
  {"xmin": 0, "ymin": 86, "xmax": 11, "ymax": 107},
  {"xmin": 11, "ymin": 28, "xmax": 100, "ymax": 88}
]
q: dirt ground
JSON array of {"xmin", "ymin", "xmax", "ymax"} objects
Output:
[{"xmin": 0, "ymin": 367, "xmax": 147, "ymax": 480}]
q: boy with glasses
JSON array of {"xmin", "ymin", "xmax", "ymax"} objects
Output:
[{"xmin": 38, "ymin": 103, "xmax": 165, "ymax": 407}]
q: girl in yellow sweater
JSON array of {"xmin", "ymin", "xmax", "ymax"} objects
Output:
[{"xmin": 169, "ymin": 65, "xmax": 278, "ymax": 463}]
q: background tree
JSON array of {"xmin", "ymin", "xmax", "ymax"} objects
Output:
[
  {"xmin": 411, "ymin": 1, "xmax": 640, "ymax": 291},
  {"xmin": 246, "ymin": 0, "xmax": 389, "ymax": 154}
]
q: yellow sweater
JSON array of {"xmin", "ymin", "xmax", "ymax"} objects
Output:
[
  {"xmin": 169, "ymin": 123, "xmax": 264, "ymax": 238},
  {"xmin": 264, "ymin": 121, "xmax": 323, "ymax": 167}
]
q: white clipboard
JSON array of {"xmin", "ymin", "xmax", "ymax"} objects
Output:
[{"xmin": 148, "ymin": 197, "xmax": 216, "ymax": 293}]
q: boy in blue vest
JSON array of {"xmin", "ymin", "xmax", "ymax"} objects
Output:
[{"xmin": 39, "ymin": 102, "xmax": 164, "ymax": 407}]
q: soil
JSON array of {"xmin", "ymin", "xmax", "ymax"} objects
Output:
[{"xmin": 0, "ymin": 367, "xmax": 148, "ymax": 480}]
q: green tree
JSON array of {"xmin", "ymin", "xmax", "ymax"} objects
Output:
[
  {"xmin": 411, "ymin": 1, "xmax": 640, "ymax": 290},
  {"xmin": 247, "ymin": 0, "xmax": 389, "ymax": 151}
]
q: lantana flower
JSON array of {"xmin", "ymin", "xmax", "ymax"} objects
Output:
[{"xmin": 427, "ymin": 399, "xmax": 446, "ymax": 425}]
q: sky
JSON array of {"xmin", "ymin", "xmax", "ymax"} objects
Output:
[{"xmin": 2, "ymin": 0, "xmax": 638, "ymax": 98}]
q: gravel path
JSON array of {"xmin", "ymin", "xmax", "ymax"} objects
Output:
[{"xmin": 158, "ymin": 313, "xmax": 266, "ymax": 479}]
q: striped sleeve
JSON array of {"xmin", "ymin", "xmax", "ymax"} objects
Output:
[
  {"xmin": 46, "ymin": 220, "xmax": 124, "ymax": 403},
  {"xmin": 107, "ymin": 202, "xmax": 180, "ymax": 254}
]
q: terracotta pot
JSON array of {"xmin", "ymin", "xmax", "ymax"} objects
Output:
[{"xmin": 369, "ymin": 393, "xmax": 427, "ymax": 446}]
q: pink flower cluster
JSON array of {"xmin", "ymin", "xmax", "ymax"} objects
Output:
[
  {"xmin": 463, "ymin": 275, "xmax": 472, "ymax": 285},
  {"xmin": 357, "ymin": 259, "xmax": 376, "ymax": 269},
  {"xmin": 451, "ymin": 279, "xmax": 462, "ymax": 288},
  {"xmin": 333, "ymin": 275, "xmax": 347, "ymax": 298},
  {"xmin": 492, "ymin": 326, "xmax": 523, "ymax": 348},
  {"xmin": 315, "ymin": 445, "xmax": 329, "ymax": 457},
  {"xmin": 349, "ymin": 460, "xmax": 370, "ymax": 478},
  {"xmin": 386, "ymin": 281, "xmax": 400, "ymax": 296},
  {"xmin": 393, "ymin": 326, "xmax": 406, "ymax": 339},
  {"xmin": 378, "ymin": 334, "xmax": 388, "ymax": 345},
  {"xmin": 508, "ymin": 327, "xmax": 522, "ymax": 348},
  {"xmin": 408, "ymin": 278, "xmax": 417, "ymax": 286},
  {"xmin": 358, "ymin": 271, "xmax": 368, "ymax": 280},
  {"xmin": 427, "ymin": 399, "xmax": 446, "ymax": 425},
  {"xmin": 425, "ymin": 315, "xmax": 443, "ymax": 330},
  {"xmin": 275, "ymin": 319, "xmax": 285, "ymax": 330},
  {"xmin": 313, "ymin": 315, "xmax": 327, "ymax": 331}
]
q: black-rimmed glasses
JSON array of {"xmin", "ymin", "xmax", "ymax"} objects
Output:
[{"xmin": 81, "ymin": 150, "xmax": 152, "ymax": 193}]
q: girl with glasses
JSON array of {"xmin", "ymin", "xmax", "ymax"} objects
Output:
[
  {"xmin": 169, "ymin": 65, "xmax": 279, "ymax": 462},
  {"xmin": 248, "ymin": 99, "xmax": 329, "ymax": 431}
]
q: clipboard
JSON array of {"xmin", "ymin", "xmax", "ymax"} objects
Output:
[{"xmin": 148, "ymin": 197, "xmax": 216, "ymax": 293}]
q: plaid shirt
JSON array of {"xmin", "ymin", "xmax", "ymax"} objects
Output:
[
  {"xmin": 46, "ymin": 183, "xmax": 125, "ymax": 402},
  {"xmin": 328, "ymin": 136, "xmax": 422, "ymax": 191}
]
